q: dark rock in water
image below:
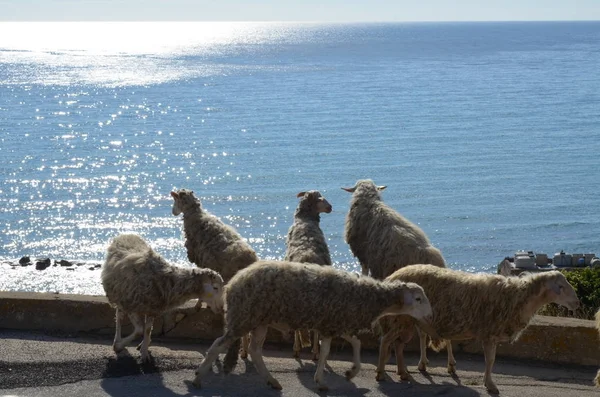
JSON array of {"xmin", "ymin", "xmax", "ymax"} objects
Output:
[
  {"xmin": 19, "ymin": 256, "xmax": 30, "ymax": 265},
  {"xmin": 76, "ymin": 262, "xmax": 86, "ymax": 266},
  {"xmin": 88, "ymin": 266, "xmax": 96, "ymax": 271},
  {"xmin": 57, "ymin": 259, "xmax": 74, "ymax": 267},
  {"xmin": 66, "ymin": 268, "xmax": 75, "ymax": 271},
  {"xmin": 21, "ymin": 261, "xmax": 32, "ymax": 267},
  {"xmin": 35, "ymin": 258, "xmax": 51, "ymax": 271},
  {"xmin": 94, "ymin": 264, "xmax": 101, "ymax": 269}
]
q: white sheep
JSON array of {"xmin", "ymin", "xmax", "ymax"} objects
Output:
[
  {"xmin": 101, "ymin": 234, "xmax": 224, "ymax": 362},
  {"xmin": 342, "ymin": 179, "xmax": 446, "ymax": 374},
  {"xmin": 284, "ymin": 190, "xmax": 332, "ymax": 360},
  {"xmin": 595, "ymin": 308, "xmax": 600, "ymax": 387},
  {"xmin": 171, "ymin": 188, "xmax": 258, "ymax": 358},
  {"xmin": 377, "ymin": 264, "xmax": 580, "ymax": 394},
  {"xmin": 342, "ymin": 179, "xmax": 445, "ymax": 279},
  {"xmin": 192, "ymin": 260, "xmax": 433, "ymax": 391}
]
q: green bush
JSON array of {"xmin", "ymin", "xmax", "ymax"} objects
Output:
[{"xmin": 538, "ymin": 268, "xmax": 600, "ymax": 320}]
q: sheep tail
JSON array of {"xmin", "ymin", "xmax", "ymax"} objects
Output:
[
  {"xmin": 223, "ymin": 337, "xmax": 241, "ymax": 374},
  {"xmin": 428, "ymin": 338, "xmax": 447, "ymax": 352}
]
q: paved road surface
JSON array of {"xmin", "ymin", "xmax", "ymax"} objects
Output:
[{"xmin": 0, "ymin": 330, "xmax": 597, "ymax": 396}]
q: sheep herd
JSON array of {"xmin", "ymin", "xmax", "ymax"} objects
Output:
[{"xmin": 100, "ymin": 179, "xmax": 596, "ymax": 394}]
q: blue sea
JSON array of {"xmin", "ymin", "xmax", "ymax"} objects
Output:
[{"xmin": 1, "ymin": 21, "xmax": 599, "ymax": 295}]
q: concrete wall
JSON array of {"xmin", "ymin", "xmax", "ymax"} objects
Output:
[{"xmin": 1, "ymin": 291, "xmax": 598, "ymax": 366}]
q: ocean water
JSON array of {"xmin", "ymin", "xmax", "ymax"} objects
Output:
[{"xmin": 1, "ymin": 21, "xmax": 599, "ymax": 295}]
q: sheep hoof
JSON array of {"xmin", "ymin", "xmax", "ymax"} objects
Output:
[
  {"xmin": 398, "ymin": 371, "xmax": 410, "ymax": 381},
  {"xmin": 375, "ymin": 371, "xmax": 386, "ymax": 382},
  {"xmin": 311, "ymin": 354, "xmax": 319, "ymax": 361},
  {"xmin": 267, "ymin": 380, "xmax": 282, "ymax": 390},
  {"xmin": 317, "ymin": 384, "xmax": 329, "ymax": 392},
  {"xmin": 112, "ymin": 344, "xmax": 123, "ymax": 353},
  {"xmin": 240, "ymin": 351, "xmax": 248, "ymax": 360},
  {"xmin": 417, "ymin": 362, "xmax": 427, "ymax": 372},
  {"xmin": 293, "ymin": 351, "xmax": 300, "ymax": 359},
  {"xmin": 485, "ymin": 381, "xmax": 499, "ymax": 394},
  {"xmin": 447, "ymin": 364, "xmax": 456, "ymax": 374}
]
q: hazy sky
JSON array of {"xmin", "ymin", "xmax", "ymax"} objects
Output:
[{"xmin": 1, "ymin": 0, "xmax": 599, "ymax": 22}]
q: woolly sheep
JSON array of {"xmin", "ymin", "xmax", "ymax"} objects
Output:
[
  {"xmin": 102, "ymin": 234, "xmax": 224, "ymax": 362},
  {"xmin": 595, "ymin": 308, "xmax": 600, "ymax": 387},
  {"xmin": 342, "ymin": 179, "xmax": 445, "ymax": 279},
  {"xmin": 192, "ymin": 260, "xmax": 433, "ymax": 391},
  {"xmin": 170, "ymin": 188, "xmax": 258, "ymax": 283},
  {"xmin": 171, "ymin": 188, "xmax": 258, "ymax": 358},
  {"xmin": 377, "ymin": 264, "xmax": 580, "ymax": 394},
  {"xmin": 284, "ymin": 190, "xmax": 332, "ymax": 360}
]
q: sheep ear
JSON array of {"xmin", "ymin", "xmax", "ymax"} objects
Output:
[
  {"xmin": 296, "ymin": 191, "xmax": 306, "ymax": 198},
  {"xmin": 341, "ymin": 187, "xmax": 356, "ymax": 193},
  {"xmin": 377, "ymin": 185, "xmax": 387, "ymax": 191},
  {"xmin": 170, "ymin": 191, "xmax": 178, "ymax": 198}
]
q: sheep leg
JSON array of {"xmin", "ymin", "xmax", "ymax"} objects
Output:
[
  {"xmin": 417, "ymin": 329, "xmax": 429, "ymax": 371},
  {"xmin": 447, "ymin": 340, "xmax": 457, "ymax": 374},
  {"xmin": 193, "ymin": 332, "xmax": 237, "ymax": 388},
  {"xmin": 240, "ymin": 334, "xmax": 250, "ymax": 359},
  {"xmin": 248, "ymin": 325, "xmax": 282, "ymax": 390},
  {"xmin": 139, "ymin": 316, "xmax": 154, "ymax": 362},
  {"xmin": 376, "ymin": 329, "xmax": 398, "ymax": 381},
  {"xmin": 311, "ymin": 330, "xmax": 319, "ymax": 361},
  {"xmin": 482, "ymin": 340, "xmax": 499, "ymax": 394},
  {"xmin": 293, "ymin": 330, "xmax": 301, "ymax": 358},
  {"xmin": 112, "ymin": 308, "xmax": 124, "ymax": 352},
  {"xmin": 393, "ymin": 340, "xmax": 410, "ymax": 380},
  {"xmin": 314, "ymin": 336, "xmax": 332, "ymax": 391},
  {"xmin": 341, "ymin": 334, "xmax": 361, "ymax": 380},
  {"xmin": 114, "ymin": 312, "xmax": 144, "ymax": 353}
]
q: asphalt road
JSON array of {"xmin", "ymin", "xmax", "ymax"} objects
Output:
[{"xmin": 0, "ymin": 330, "xmax": 597, "ymax": 397}]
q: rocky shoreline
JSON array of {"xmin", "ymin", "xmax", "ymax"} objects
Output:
[{"xmin": 3, "ymin": 257, "xmax": 103, "ymax": 271}]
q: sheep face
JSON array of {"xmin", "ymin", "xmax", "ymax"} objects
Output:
[
  {"xmin": 297, "ymin": 190, "xmax": 332, "ymax": 214},
  {"xmin": 545, "ymin": 272, "xmax": 580, "ymax": 311},
  {"xmin": 171, "ymin": 189, "xmax": 200, "ymax": 216},
  {"xmin": 377, "ymin": 282, "xmax": 432, "ymax": 323},
  {"xmin": 198, "ymin": 274, "xmax": 225, "ymax": 313}
]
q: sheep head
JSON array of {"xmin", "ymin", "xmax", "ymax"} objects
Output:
[
  {"xmin": 296, "ymin": 190, "xmax": 332, "ymax": 215},
  {"xmin": 376, "ymin": 282, "xmax": 432, "ymax": 323},
  {"xmin": 341, "ymin": 179, "xmax": 386, "ymax": 194},
  {"xmin": 543, "ymin": 271, "xmax": 580, "ymax": 311},
  {"xmin": 195, "ymin": 269, "xmax": 225, "ymax": 313},
  {"xmin": 171, "ymin": 189, "xmax": 201, "ymax": 216}
]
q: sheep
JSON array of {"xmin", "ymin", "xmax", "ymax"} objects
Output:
[
  {"xmin": 171, "ymin": 188, "xmax": 259, "ymax": 358},
  {"xmin": 284, "ymin": 190, "xmax": 333, "ymax": 360},
  {"xmin": 192, "ymin": 260, "xmax": 433, "ymax": 391},
  {"xmin": 170, "ymin": 188, "xmax": 258, "ymax": 283},
  {"xmin": 342, "ymin": 179, "xmax": 445, "ymax": 279},
  {"xmin": 342, "ymin": 179, "xmax": 447, "ymax": 375},
  {"xmin": 376, "ymin": 264, "xmax": 580, "ymax": 394},
  {"xmin": 101, "ymin": 234, "xmax": 224, "ymax": 362},
  {"xmin": 595, "ymin": 308, "xmax": 600, "ymax": 387}
]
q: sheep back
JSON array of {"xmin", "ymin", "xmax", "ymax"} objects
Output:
[
  {"xmin": 285, "ymin": 219, "xmax": 331, "ymax": 266},
  {"xmin": 182, "ymin": 211, "xmax": 258, "ymax": 282}
]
